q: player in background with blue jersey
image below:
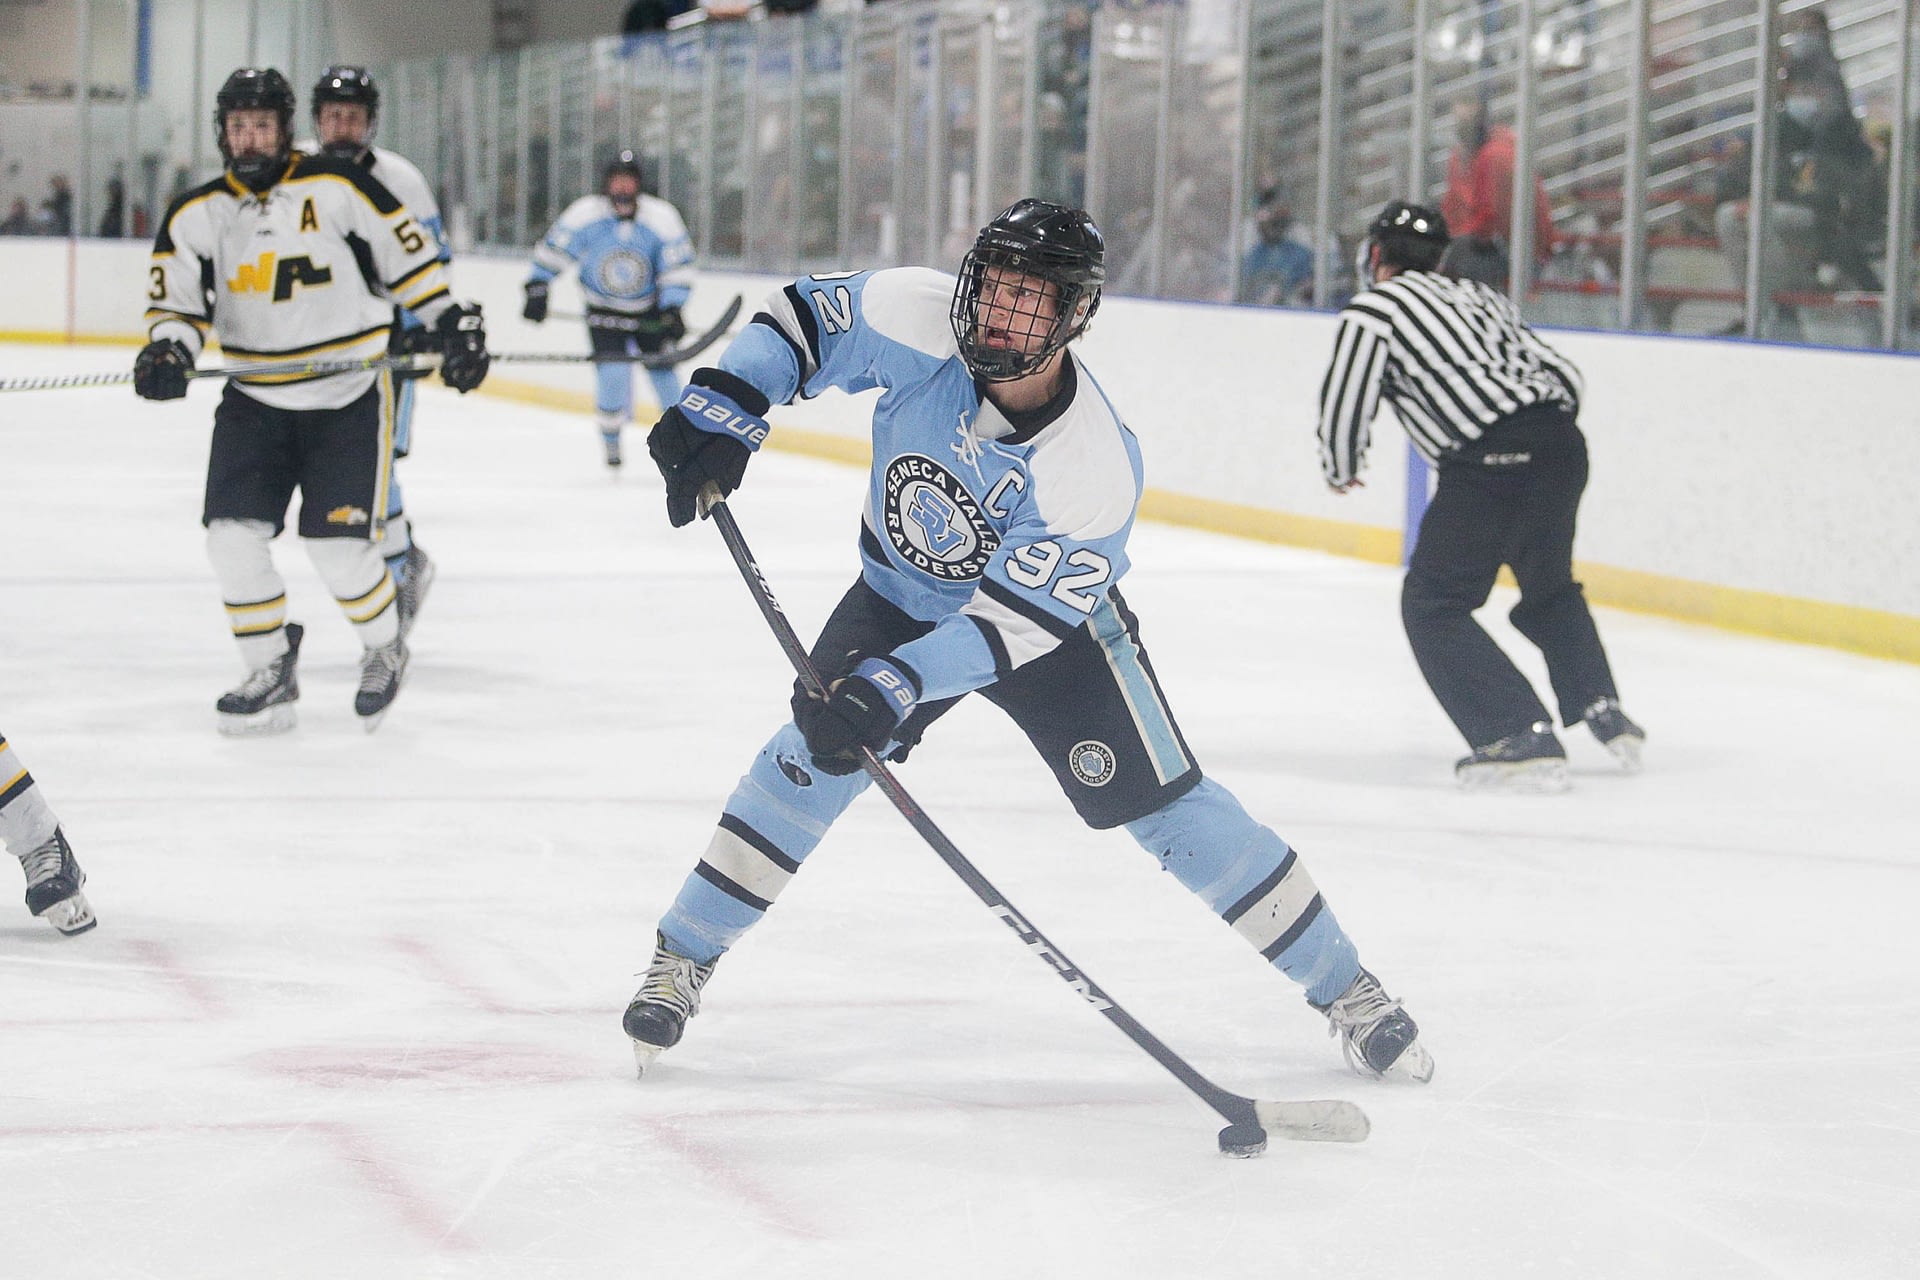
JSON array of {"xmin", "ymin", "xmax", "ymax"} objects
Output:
[
  {"xmin": 623, "ymin": 199, "xmax": 1434, "ymax": 1086},
  {"xmin": 303, "ymin": 65, "xmax": 444, "ymax": 634},
  {"xmin": 522, "ymin": 151, "xmax": 695, "ymax": 468}
]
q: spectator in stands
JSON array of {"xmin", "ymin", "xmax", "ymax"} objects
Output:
[
  {"xmin": 1439, "ymin": 98, "xmax": 1555, "ymax": 289},
  {"xmin": 98, "ymin": 175, "xmax": 127, "ymax": 238},
  {"xmin": 41, "ymin": 175, "xmax": 72, "ymax": 237},
  {"xmin": 0, "ymin": 198, "xmax": 30, "ymax": 235},
  {"xmin": 1238, "ymin": 187, "xmax": 1314, "ymax": 307},
  {"xmin": 1713, "ymin": 10, "xmax": 1882, "ymax": 338}
]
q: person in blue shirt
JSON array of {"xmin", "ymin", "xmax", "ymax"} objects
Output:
[
  {"xmin": 522, "ymin": 150, "xmax": 695, "ymax": 468},
  {"xmin": 1239, "ymin": 188, "xmax": 1316, "ymax": 307},
  {"xmin": 622, "ymin": 199, "xmax": 1434, "ymax": 1087}
]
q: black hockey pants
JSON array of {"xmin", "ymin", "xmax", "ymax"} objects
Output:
[{"xmin": 1401, "ymin": 402, "xmax": 1620, "ymax": 750}]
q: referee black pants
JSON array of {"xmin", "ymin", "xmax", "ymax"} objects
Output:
[{"xmin": 1401, "ymin": 402, "xmax": 1619, "ymax": 750}]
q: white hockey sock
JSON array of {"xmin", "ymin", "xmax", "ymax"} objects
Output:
[
  {"xmin": 304, "ymin": 537, "xmax": 399, "ymax": 649},
  {"xmin": 0, "ymin": 735, "xmax": 60, "ymax": 859},
  {"xmin": 207, "ymin": 518, "xmax": 292, "ymax": 671}
]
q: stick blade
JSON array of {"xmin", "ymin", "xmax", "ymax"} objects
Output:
[{"xmin": 1253, "ymin": 1098, "xmax": 1371, "ymax": 1143}]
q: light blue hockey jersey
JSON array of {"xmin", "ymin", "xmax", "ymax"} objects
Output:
[
  {"xmin": 717, "ymin": 267, "xmax": 1144, "ymax": 703},
  {"xmin": 528, "ymin": 194, "xmax": 694, "ymax": 313}
]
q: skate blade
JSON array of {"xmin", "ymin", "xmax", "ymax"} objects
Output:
[
  {"xmin": 218, "ymin": 702, "xmax": 297, "ymax": 737},
  {"xmin": 359, "ymin": 709, "xmax": 389, "ymax": 734},
  {"xmin": 630, "ymin": 1038, "xmax": 665, "ymax": 1077},
  {"xmin": 1603, "ymin": 734, "xmax": 1644, "ymax": 774},
  {"xmin": 1456, "ymin": 758, "xmax": 1569, "ymax": 794},
  {"xmin": 37, "ymin": 890, "xmax": 98, "ymax": 936},
  {"xmin": 1382, "ymin": 1039, "xmax": 1435, "ymax": 1084}
]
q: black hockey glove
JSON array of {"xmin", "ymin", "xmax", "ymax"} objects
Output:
[
  {"xmin": 522, "ymin": 280, "xmax": 549, "ymax": 324},
  {"xmin": 793, "ymin": 656, "xmax": 922, "ymax": 775},
  {"xmin": 636, "ymin": 306, "xmax": 686, "ymax": 346},
  {"xmin": 133, "ymin": 337, "xmax": 193, "ymax": 401},
  {"xmin": 646, "ymin": 369, "xmax": 771, "ymax": 528},
  {"xmin": 436, "ymin": 303, "xmax": 490, "ymax": 393}
]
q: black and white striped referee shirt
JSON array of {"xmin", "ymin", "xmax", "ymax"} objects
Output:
[{"xmin": 1316, "ymin": 269, "xmax": 1584, "ymax": 488}]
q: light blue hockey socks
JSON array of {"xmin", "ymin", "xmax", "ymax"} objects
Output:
[
  {"xmin": 659, "ymin": 723, "xmax": 872, "ymax": 963},
  {"xmin": 1124, "ymin": 777, "xmax": 1360, "ymax": 1006}
]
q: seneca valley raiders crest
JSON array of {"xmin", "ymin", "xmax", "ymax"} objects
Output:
[{"xmin": 882, "ymin": 453, "xmax": 999, "ymax": 581}]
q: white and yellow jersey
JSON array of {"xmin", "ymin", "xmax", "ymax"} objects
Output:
[{"xmin": 146, "ymin": 153, "xmax": 456, "ymax": 410}]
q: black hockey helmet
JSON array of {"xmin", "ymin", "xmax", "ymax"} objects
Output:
[
  {"xmin": 214, "ymin": 68, "xmax": 296, "ymax": 189},
  {"xmin": 950, "ymin": 198, "xmax": 1105, "ymax": 382},
  {"xmin": 1360, "ymin": 200, "xmax": 1450, "ymax": 276},
  {"xmin": 311, "ymin": 65, "xmax": 380, "ymax": 156},
  {"xmin": 604, "ymin": 148, "xmax": 645, "ymax": 216}
]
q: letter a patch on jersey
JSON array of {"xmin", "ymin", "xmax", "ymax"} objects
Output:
[{"xmin": 299, "ymin": 198, "xmax": 318, "ymax": 232}]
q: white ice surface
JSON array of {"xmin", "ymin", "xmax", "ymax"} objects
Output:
[{"xmin": 1, "ymin": 344, "xmax": 1916, "ymax": 1279}]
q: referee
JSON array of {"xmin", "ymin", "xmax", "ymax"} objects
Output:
[{"xmin": 1316, "ymin": 201, "xmax": 1645, "ymax": 791}]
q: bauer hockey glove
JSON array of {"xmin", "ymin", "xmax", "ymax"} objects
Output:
[
  {"xmin": 436, "ymin": 303, "xmax": 490, "ymax": 393},
  {"xmin": 133, "ymin": 337, "xmax": 193, "ymax": 401},
  {"xmin": 646, "ymin": 369, "xmax": 770, "ymax": 528},
  {"xmin": 521, "ymin": 280, "xmax": 549, "ymax": 324},
  {"xmin": 794, "ymin": 656, "xmax": 922, "ymax": 775}
]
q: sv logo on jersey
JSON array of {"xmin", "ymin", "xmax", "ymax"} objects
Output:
[
  {"xmin": 881, "ymin": 454, "xmax": 998, "ymax": 581},
  {"xmin": 227, "ymin": 251, "xmax": 333, "ymax": 301},
  {"xmin": 989, "ymin": 904, "xmax": 1113, "ymax": 1010}
]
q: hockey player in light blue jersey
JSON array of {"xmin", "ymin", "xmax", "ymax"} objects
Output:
[
  {"xmin": 625, "ymin": 199, "xmax": 1433, "ymax": 1086},
  {"xmin": 522, "ymin": 150, "xmax": 694, "ymax": 468},
  {"xmin": 307, "ymin": 65, "xmax": 441, "ymax": 638}
]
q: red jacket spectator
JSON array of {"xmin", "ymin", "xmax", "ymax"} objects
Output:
[{"xmin": 1442, "ymin": 122, "xmax": 1554, "ymax": 260}]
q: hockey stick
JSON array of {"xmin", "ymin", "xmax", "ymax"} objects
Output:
[
  {"xmin": 696, "ymin": 486, "xmax": 1370, "ymax": 1155},
  {"xmin": 528, "ymin": 293, "xmax": 744, "ymax": 368},
  {"xmin": 0, "ymin": 352, "xmax": 435, "ymax": 395}
]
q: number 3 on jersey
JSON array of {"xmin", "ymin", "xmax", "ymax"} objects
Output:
[{"xmin": 1003, "ymin": 540, "xmax": 1112, "ymax": 614}]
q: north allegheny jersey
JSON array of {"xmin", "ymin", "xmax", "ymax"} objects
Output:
[
  {"xmin": 1317, "ymin": 268, "xmax": 1583, "ymax": 487},
  {"xmin": 528, "ymin": 194, "xmax": 694, "ymax": 313},
  {"xmin": 724, "ymin": 267, "xmax": 1143, "ymax": 704},
  {"xmin": 146, "ymin": 153, "xmax": 454, "ymax": 411},
  {"xmin": 294, "ymin": 142, "xmax": 450, "ymax": 264}
]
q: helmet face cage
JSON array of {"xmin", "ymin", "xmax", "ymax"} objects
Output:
[
  {"xmin": 605, "ymin": 149, "xmax": 644, "ymax": 215},
  {"xmin": 311, "ymin": 66, "xmax": 379, "ymax": 156},
  {"xmin": 949, "ymin": 199, "xmax": 1105, "ymax": 383},
  {"xmin": 214, "ymin": 68, "xmax": 295, "ymax": 185},
  {"xmin": 951, "ymin": 248, "xmax": 1094, "ymax": 382}
]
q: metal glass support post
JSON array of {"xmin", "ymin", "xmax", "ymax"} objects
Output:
[
  {"xmin": 191, "ymin": 0, "xmax": 206, "ymax": 179},
  {"xmin": 837, "ymin": 9, "xmax": 859, "ymax": 260},
  {"xmin": 1619, "ymin": 0, "xmax": 1650, "ymax": 331},
  {"xmin": 1313, "ymin": 0, "xmax": 1344, "ymax": 308},
  {"xmin": 1881, "ymin": 6, "xmax": 1914, "ymax": 350},
  {"xmin": 925, "ymin": 18, "xmax": 946, "ymax": 266},
  {"xmin": 1018, "ymin": 4, "xmax": 1040, "ymax": 198},
  {"xmin": 513, "ymin": 50, "xmax": 532, "ymax": 250},
  {"xmin": 75, "ymin": 0, "xmax": 92, "ymax": 240},
  {"xmin": 741, "ymin": 31, "xmax": 764, "ymax": 262},
  {"xmin": 1409, "ymin": 0, "xmax": 1432, "ymax": 200},
  {"xmin": 1084, "ymin": 7, "xmax": 1106, "ymax": 225},
  {"xmin": 1227, "ymin": 0, "xmax": 1254, "ymax": 305},
  {"xmin": 1147, "ymin": 5, "xmax": 1177, "ymax": 296},
  {"xmin": 1744, "ymin": 2, "xmax": 1780, "ymax": 340},
  {"xmin": 1508, "ymin": 0, "xmax": 1538, "ymax": 304},
  {"xmin": 975, "ymin": 11, "xmax": 998, "ymax": 226}
]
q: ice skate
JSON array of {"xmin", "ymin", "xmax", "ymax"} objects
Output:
[
  {"xmin": 622, "ymin": 932, "xmax": 716, "ymax": 1075},
  {"xmin": 1455, "ymin": 721, "xmax": 1569, "ymax": 793},
  {"xmin": 395, "ymin": 544, "xmax": 436, "ymax": 641},
  {"xmin": 19, "ymin": 826, "xmax": 96, "ymax": 936},
  {"xmin": 353, "ymin": 637, "xmax": 409, "ymax": 732},
  {"xmin": 602, "ymin": 431, "xmax": 624, "ymax": 469},
  {"xmin": 1582, "ymin": 697, "xmax": 1645, "ymax": 774},
  {"xmin": 216, "ymin": 622, "xmax": 303, "ymax": 736},
  {"xmin": 1313, "ymin": 969, "xmax": 1431, "ymax": 1082}
]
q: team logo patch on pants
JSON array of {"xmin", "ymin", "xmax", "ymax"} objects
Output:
[
  {"xmin": 1068, "ymin": 740, "xmax": 1117, "ymax": 787},
  {"xmin": 326, "ymin": 505, "xmax": 371, "ymax": 526}
]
